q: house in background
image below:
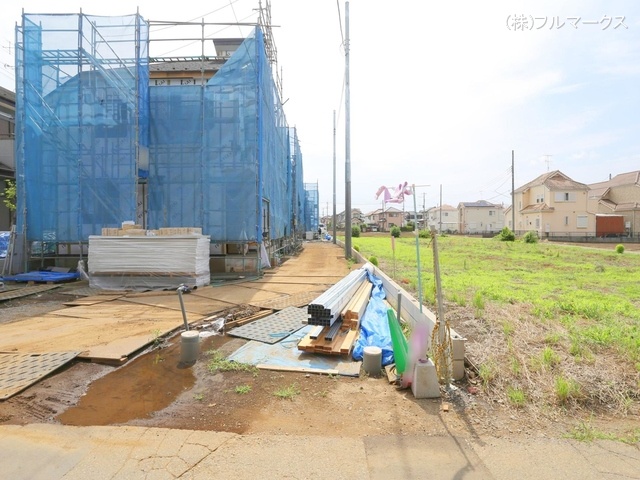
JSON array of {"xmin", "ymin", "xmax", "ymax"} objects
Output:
[
  {"xmin": 588, "ymin": 171, "xmax": 640, "ymax": 237},
  {"xmin": 334, "ymin": 208, "xmax": 363, "ymax": 230},
  {"xmin": 512, "ymin": 170, "xmax": 591, "ymax": 237},
  {"xmin": 0, "ymin": 86, "xmax": 15, "ymax": 230},
  {"xmin": 426, "ymin": 204, "xmax": 458, "ymax": 233},
  {"xmin": 364, "ymin": 206, "xmax": 403, "ymax": 232},
  {"xmin": 458, "ymin": 200, "xmax": 504, "ymax": 234}
]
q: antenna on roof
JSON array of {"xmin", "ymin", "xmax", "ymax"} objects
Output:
[{"xmin": 544, "ymin": 154, "xmax": 552, "ymax": 172}]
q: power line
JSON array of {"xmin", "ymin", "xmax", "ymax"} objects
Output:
[{"xmin": 336, "ymin": 0, "xmax": 344, "ymax": 45}]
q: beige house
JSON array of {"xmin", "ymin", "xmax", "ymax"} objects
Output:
[
  {"xmin": 458, "ymin": 200, "xmax": 504, "ymax": 234},
  {"xmin": 426, "ymin": 204, "xmax": 459, "ymax": 233},
  {"xmin": 512, "ymin": 170, "xmax": 592, "ymax": 237},
  {"xmin": 364, "ymin": 206, "xmax": 403, "ymax": 232},
  {"xmin": 588, "ymin": 171, "xmax": 640, "ymax": 237}
]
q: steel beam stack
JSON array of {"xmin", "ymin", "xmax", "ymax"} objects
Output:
[{"xmin": 307, "ymin": 266, "xmax": 369, "ymax": 326}]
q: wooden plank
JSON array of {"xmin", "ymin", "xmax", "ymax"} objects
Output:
[
  {"xmin": 256, "ymin": 364, "xmax": 339, "ymax": 375},
  {"xmin": 224, "ymin": 309, "xmax": 273, "ymax": 329},
  {"xmin": 340, "ymin": 329, "xmax": 359, "ymax": 354}
]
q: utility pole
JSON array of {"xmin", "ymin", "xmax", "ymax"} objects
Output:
[
  {"xmin": 332, "ymin": 110, "xmax": 337, "ymax": 244},
  {"xmin": 439, "ymin": 184, "xmax": 443, "ymax": 234},
  {"xmin": 512, "ymin": 150, "xmax": 515, "ymax": 232},
  {"xmin": 344, "ymin": 1, "xmax": 352, "ymax": 258}
]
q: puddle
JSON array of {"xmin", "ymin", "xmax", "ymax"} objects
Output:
[{"xmin": 57, "ymin": 335, "xmax": 226, "ymax": 426}]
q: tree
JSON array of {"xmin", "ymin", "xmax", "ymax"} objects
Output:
[{"xmin": 3, "ymin": 179, "xmax": 16, "ymax": 224}]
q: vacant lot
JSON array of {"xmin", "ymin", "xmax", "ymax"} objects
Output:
[{"xmin": 352, "ymin": 234, "xmax": 640, "ymax": 442}]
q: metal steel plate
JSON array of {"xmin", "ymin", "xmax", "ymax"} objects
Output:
[
  {"xmin": 0, "ymin": 351, "xmax": 80, "ymax": 400},
  {"xmin": 228, "ymin": 306, "xmax": 308, "ymax": 344}
]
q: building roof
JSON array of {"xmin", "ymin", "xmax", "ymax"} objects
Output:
[
  {"xmin": 589, "ymin": 170, "xmax": 640, "ymax": 192},
  {"xmin": 514, "ymin": 170, "xmax": 589, "ymax": 194},
  {"xmin": 521, "ymin": 203, "xmax": 554, "ymax": 214},
  {"xmin": 458, "ymin": 200, "xmax": 502, "ymax": 208}
]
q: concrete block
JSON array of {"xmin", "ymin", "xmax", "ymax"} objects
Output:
[
  {"xmin": 451, "ymin": 335, "xmax": 466, "ymax": 361},
  {"xmin": 411, "ymin": 358, "xmax": 440, "ymax": 399},
  {"xmin": 452, "ymin": 359, "xmax": 465, "ymax": 381}
]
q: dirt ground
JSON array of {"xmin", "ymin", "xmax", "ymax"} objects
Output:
[{"xmin": 0, "ymin": 240, "xmax": 638, "ymax": 442}]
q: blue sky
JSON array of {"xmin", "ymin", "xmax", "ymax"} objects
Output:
[{"xmin": 1, "ymin": 1, "xmax": 639, "ymax": 215}]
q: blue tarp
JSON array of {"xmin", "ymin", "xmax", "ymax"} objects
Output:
[
  {"xmin": 1, "ymin": 271, "xmax": 80, "ymax": 283},
  {"xmin": 0, "ymin": 232, "xmax": 8, "ymax": 258},
  {"xmin": 352, "ymin": 272, "xmax": 395, "ymax": 366}
]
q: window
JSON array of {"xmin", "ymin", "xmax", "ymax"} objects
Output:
[
  {"xmin": 564, "ymin": 216, "xmax": 569, "ymax": 226},
  {"xmin": 536, "ymin": 194, "xmax": 544, "ymax": 203},
  {"xmin": 577, "ymin": 215, "xmax": 588, "ymax": 228},
  {"xmin": 535, "ymin": 218, "xmax": 540, "ymax": 228},
  {"xmin": 489, "ymin": 211, "xmax": 494, "ymax": 216},
  {"xmin": 555, "ymin": 192, "xmax": 576, "ymax": 202},
  {"xmin": 443, "ymin": 212, "xmax": 448, "ymax": 216}
]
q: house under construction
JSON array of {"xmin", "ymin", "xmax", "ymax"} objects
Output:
[{"xmin": 12, "ymin": 9, "xmax": 319, "ymax": 282}]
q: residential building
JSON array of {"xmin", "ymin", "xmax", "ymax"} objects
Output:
[
  {"xmin": 364, "ymin": 206, "xmax": 403, "ymax": 232},
  {"xmin": 0, "ymin": 86, "xmax": 15, "ymax": 230},
  {"xmin": 13, "ymin": 11, "xmax": 312, "ymax": 275},
  {"xmin": 426, "ymin": 204, "xmax": 458, "ymax": 233},
  {"xmin": 334, "ymin": 209, "xmax": 364, "ymax": 230},
  {"xmin": 512, "ymin": 170, "xmax": 592, "ymax": 237},
  {"xmin": 588, "ymin": 171, "xmax": 640, "ymax": 237},
  {"xmin": 458, "ymin": 200, "xmax": 504, "ymax": 234}
]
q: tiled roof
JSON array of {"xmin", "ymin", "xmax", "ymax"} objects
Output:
[
  {"xmin": 459, "ymin": 200, "xmax": 502, "ymax": 208},
  {"xmin": 521, "ymin": 203, "xmax": 554, "ymax": 213},
  {"xmin": 514, "ymin": 170, "xmax": 588, "ymax": 193},
  {"xmin": 589, "ymin": 171, "xmax": 640, "ymax": 190}
]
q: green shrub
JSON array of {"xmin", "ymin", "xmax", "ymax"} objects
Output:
[
  {"xmin": 615, "ymin": 244, "xmax": 624, "ymax": 254},
  {"xmin": 497, "ymin": 226, "xmax": 515, "ymax": 242},
  {"xmin": 523, "ymin": 231, "xmax": 538, "ymax": 244},
  {"xmin": 390, "ymin": 226, "xmax": 401, "ymax": 238},
  {"xmin": 353, "ymin": 245, "xmax": 360, "ymax": 252},
  {"xmin": 419, "ymin": 229, "xmax": 430, "ymax": 238},
  {"xmin": 368, "ymin": 256, "xmax": 378, "ymax": 266},
  {"xmin": 352, "ymin": 225, "xmax": 361, "ymax": 237}
]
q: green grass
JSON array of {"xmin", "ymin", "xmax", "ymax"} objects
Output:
[
  {"xmin": 555, "ymin": 376, "xmax": 582, "ymax": 404},
  {"xmin": 565, "ymin": 419, "xmax": 640, "ymax": 444},
  {"xmin": 206, "ymin": 350, "xmax": 259, "ymax": 375},
  {"xmin": 234, "ymin": 385, "xmax": 252, "ymax": 394},
  {"xmin": 351, "ymin": 235, "xmax": 640, "ymax": 362},
  {"xmin": 506, "ymin": 386, "xmax": 526, "ymax": 407},
  {"xmin": 274, "ymin": 383, "xmax": 301, "ymax": 400}
]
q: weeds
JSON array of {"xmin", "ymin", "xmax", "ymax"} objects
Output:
[
  {"xmin": 207, "ymin": 350, "xmax": 258, "ymax": 375},
  {"xmin": 234, "ymin": 385, "xmax": 252, "ymax": 394},
  {"xmin": 555, "ymin": 375, "xmax": 582, "ymax": 404},
  {"xmin": 507, "ymin": 386, "xmax": 526, "ymax": 407},
  {"xmin": 563, "ymin": 417, "xmax": 640, "ymax": 444},
  {"xmin": 274, "ymin": 383, "xmax": 300, "ymax": 400}
]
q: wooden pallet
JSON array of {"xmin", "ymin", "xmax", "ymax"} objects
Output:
[{"xmin": 297, "ymin": 325, "xmax": 359, "ymax": 356}]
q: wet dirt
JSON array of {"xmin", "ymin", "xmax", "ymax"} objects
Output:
[
  {"xmin": 35, "ymin": 332, "xmax": 463, "ymax": 438},
  {"xmin": 57, "ymin": 338, "xmax": 195, "ymax": 426}
]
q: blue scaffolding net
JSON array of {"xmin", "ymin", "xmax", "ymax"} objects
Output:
[{"xmin": 15, "ymin": 13, "xmax": 313, "ymax": 246}]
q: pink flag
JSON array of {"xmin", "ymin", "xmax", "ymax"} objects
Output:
[{"xmin": 375, "ymin": 182, "xmax": 412, "ymax": 204}]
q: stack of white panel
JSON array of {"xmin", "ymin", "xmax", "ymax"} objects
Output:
[{"xmin": 88, "ymin": 234, "xmax": 211, "ymax": 290}]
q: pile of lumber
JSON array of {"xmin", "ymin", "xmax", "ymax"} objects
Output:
[
  {"xmin": 298, "ymin": 269, "xmax": 373, "ymax": 356},
  {"xmin": 341, "ymin": 281, "xmax": 373, "ymax": 330},
  {"xmin": 297, "ymin": 321, "xmax": 360, "ymax": 356}
]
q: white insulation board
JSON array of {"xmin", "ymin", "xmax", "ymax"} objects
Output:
[{"xmin": 88, "ymin": 235, "xmax": 210, "ymax": 290}]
